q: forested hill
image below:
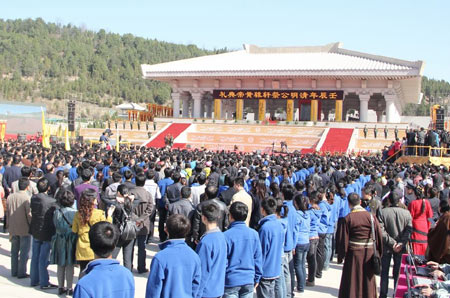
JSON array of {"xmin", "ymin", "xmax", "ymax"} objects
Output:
[{"xmin": 0, "ymin": 18, "xmax": 224, "ymax": 107}]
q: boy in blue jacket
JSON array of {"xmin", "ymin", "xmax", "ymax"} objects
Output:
[
  {"xmin": 73, "ymin": 221, "xmax": 135, "ymax": 298},
  {"xmin": 258, "ymin": 197, "xmax": 285, "ymax": 298},
  {"xmin": 281, "ymin": 184, "xmax": 298, "ymax": 298},
  {"xmin": 315, "ymin": 188, "xmax": 331, "ymax": 279},
  {"xmin": 195, "ymin": 202, "xmax": 227, "ymax": 298},
  {"xmin": 146, "ymin": 214, "xmax": 201, "ymax": 298},
  {"xmin": 224, "ymin": 202, "xmax": 263, "ymax": 298}
]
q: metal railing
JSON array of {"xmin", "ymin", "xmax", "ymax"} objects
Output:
[{"xmin": 386, "ymin": 145, "xmax": 449, "ymax": 162}]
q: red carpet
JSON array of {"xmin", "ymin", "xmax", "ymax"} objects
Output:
[
  {"xmin": 146, "ymin": 123, "xmax": 190, "ymax": 148},
  {"xmin": 320, "ymin": 128, "xmax": 353, "ymax": 153}
]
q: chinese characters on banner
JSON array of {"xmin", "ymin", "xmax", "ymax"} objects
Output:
[{"xmin": 212, "ymin": 90, "xmax": 344, "ymax": 100}]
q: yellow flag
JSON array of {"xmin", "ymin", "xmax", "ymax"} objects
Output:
[
  {"xmin": 65, "ymin": 126, "xmax": 71, "ymax": 151},
  {"xmin": 41, "ymin": 109, "xmax": 51, "ymax": 149},
  {"xmin": 0, "ymin": 122, "xmax": 5, "ymax": 142}
]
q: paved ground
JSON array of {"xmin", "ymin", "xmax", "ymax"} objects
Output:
[{"xmin": 0, "ymin": 223, "xmax": 394, "ymax": 297}]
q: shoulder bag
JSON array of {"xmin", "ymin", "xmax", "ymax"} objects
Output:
[{"xmin": 119, "ymin": 208, "xmax": 139, "ymax": 242}]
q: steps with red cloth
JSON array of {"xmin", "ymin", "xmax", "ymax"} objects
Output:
[
  {"xmin": 146, "ymin": 123, "xmax": 190, "ymax": 148},
  {"xmin": 320, "ymin": 128, "xmax": 353, "ymax": 153}
]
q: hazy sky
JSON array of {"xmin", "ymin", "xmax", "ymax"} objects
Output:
[{"xmin": 3, "ymin": 0, "xmax": 450, "ymax": 81}]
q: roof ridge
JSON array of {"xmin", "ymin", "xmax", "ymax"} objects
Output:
[
  {"xmin": 336, "ymin": 48, "xmax": 423, "ymax": 70},
  {"xmin": 243, "ymin": 42, "xmax": 342, "ymax": 54}
]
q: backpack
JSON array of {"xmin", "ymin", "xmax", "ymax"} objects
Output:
[{"xmin": 118, "ymin": 208, "xmax": 139, "ymax": 242}]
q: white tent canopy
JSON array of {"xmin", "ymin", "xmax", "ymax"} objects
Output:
[{"xmin": 115, "ymin": 102, "xmax": 146, "ymax": 111}]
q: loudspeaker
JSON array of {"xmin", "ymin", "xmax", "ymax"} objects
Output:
[
  {"xmin": 436, "ymin": 121, "xmax": 444, "ymax": 130},
  {"xmin": 68, "ymin": 101, "xmax": 76, "ymax": 132}
]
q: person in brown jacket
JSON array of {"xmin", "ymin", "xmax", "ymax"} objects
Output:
[
  {"xmin": 7, "ymin": 177, "xmax": 32, "ymax": 278},
  {"xmin": 130, "ymin": 173, "xmax": 153, "ymax": 273}
]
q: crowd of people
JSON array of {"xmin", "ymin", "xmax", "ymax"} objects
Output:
[
  {"xmin": 0, "ymin": 137, "xmax": 449, "ymax": 298},
  {"xmin": 382, "ymin": 127, "xmax": 450, "ymax": 161}
]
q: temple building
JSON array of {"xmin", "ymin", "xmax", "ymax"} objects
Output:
[{"xmin": 141, "ymin": 42, "xmax": 424, "ymax": 123}]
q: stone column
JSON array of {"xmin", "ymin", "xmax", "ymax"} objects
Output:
[
  {"xmin": 335, "ymin": 100, "xmax": 343, "ymax": 122},
  {"xmin": 192, "ymin": 92, "xmax": 202, "ymax": 118},
  {"xmin": 359, "ymin": 94, "xmax": 370, "ymax": 122},
  {"xmin": 236, "ymin": 99, "xmax": 244, "ymax": 120},
  {"xmin": 172, "ymin": 92, "xmax": 180, "ymax": 118},
  {"xmin": 258, "ymin": 99, "xmax": 266, "ymax": 121},
  {"xmin": 286, "ymin": 99, "xmax": 294, "ymax": 122},
  {"xmin": 310, "ymin": 99, "xmax": 318, "ymax": 122},
  {"xmin": 182, "ymin": 97, "xmax": 189, "ymax": 118},
  {"xmin": 384, "ymin": 94, "xmax": 398, "ymax": 123},
  {"xmin": 214, "ymin": 99, "xmax": 221, "ymax": 120}
]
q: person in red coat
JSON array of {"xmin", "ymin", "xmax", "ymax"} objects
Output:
[{"xmin": 408, "ymin": 184, "xmax": 433, "ymax": 256}]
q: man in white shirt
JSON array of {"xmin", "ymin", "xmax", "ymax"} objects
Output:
[
  {"xmin": 191, "ymin": 175, "xmax": 207, "ymax": 207},
  {"xmin": 231, "ymin": 177, "xmax": 253, "ymax": 226},
  {"xmin": 144, "ymin": 170, "xmax": 161, "ymax": 242}
]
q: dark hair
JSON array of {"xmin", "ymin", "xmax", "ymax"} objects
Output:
[
  {"xmin": 439, "ymin": 199, "xmax": 449, "ymax": 213},
  {"xmin": 201, "ymin": 202, "xmax": 220, "ymax": 223},
  {"xmin": 181, "ymin": 186, "xmax": 191, "ymax": 199},
  {"xmin": 123, "ymin": 169, "xmax": 133, "ymax": 181},
  {"xmin": 347, "ymin": 192, "xmax": 361, "ymax": 206},
  {"xmin": 56, "ymin": 189, "xmax": 75, "ymax": 208},
  {"xmin": 234, "ymin": 177, "xmax": 244, "ymax": 187},
  {"xmin": 281, "ymin": 184, "xmax": 295, "ymax": 201},
  {"xmin": 166, "ymin": 214, "xmax": 191, "ymax": 239},
  {"xmin": 197, "ymin": 174, "xmax": 207, "ymax": 185},
  {"xmin": 172, "ymin": 172, "xmax": 181, "ymax": 183},
  {"xmin": 117, "ymin": 184, "xmax": 130, "ymax": 197},
  {"xmin": 229, "ymin": 201, "xmax": 248, "ymax": 222},
  {"xmin": 112, "ymin": 172, "xmax": 122, "ymax": 183},
  {"xmin": 37, "ymin": 177, "xmax": 50, "ymax": 193},
  {"xmin": 135, "ymin": 173, "xmax": 146, "ymax": 187},
  {"xmin": 293, "ymin": 193, "xmax": 308, "ymax": 212},
  {"xmin": 388, "ymin": 191, "xmax": 401, "ymax": 206},
  {"xmin": 261, "ymin": 197, "xmax": 277, "ymax": 215},
  {"xmin": 89, "ymin": 221, "xmax": 119, "ymax": 258},
  {"xmin": 81, "ymin": 168, "xmax": 92, "ymax": 182},
  {"xmin": 275, "ymin": 197, "xmax": 288, "ymax": 218},
  {"xmin": 146, "ymin": 169, "xmax": 155, "ymax": 180},
  {"xmin": 21, "ymin": 166, "xmax": 32, "ymax": 178},
  {"xmin": 18, "ymin": 177, "xmax": 30, "ymax": 191},
  {"xmin": 205, "ymin": 185, "xmax": 218, "ymax": 199}
]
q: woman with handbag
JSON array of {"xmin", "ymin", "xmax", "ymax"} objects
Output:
[
  {"xmin": 50, "ymin": 189, "xmax": 77, "ymax": 295},
  {"xmin": 336, "ymin": 192, "xmax": 383, "ymax": 298}
]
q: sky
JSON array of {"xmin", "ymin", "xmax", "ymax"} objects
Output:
[{"xmin": 2, "ymin": 0, "xmax": 450, "ymax": 81}]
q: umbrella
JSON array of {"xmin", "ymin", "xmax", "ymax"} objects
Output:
[{"xmin": 115, "ymin": 102, "xmax": 146, "ymax": 111}]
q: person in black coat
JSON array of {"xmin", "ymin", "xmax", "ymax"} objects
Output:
[
  {"xmin": 30, "ymin": 177, "xmax": 57, "ymax": 289},
  {"xmin": 191, "ymin": 185, "xmax": 229, "ymax": 247}
]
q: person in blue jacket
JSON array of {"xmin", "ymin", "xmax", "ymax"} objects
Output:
[
  {"xmin": 195, "ymin": 202, "xmax": 227, "ymax": 298},
  {"xmin": 280, "ymin": 183, "xmax": 298, "ymax": 298},
  {"xmin": 73, "ymin": 221, "xmax": 134, "ymax": 298},
  {"xmin": 157, "ymin": 168, "xmax": 174, "ymax": 242},
  {"xmin": 323, "ymin": 186, "xmax": 340, "ymax": 271},
  {"xmin": 257, "ymin": 197, "xmax": 285, "ymax": 298},
  {"xmin": 315, "ymin": 188, "xmax": 331, "ymax": 279},
  {"xmin": 293, "ymin": 193, "xmax": 311, "ymax": 293},
  {"xmin": 224, "ymin": 202, "xmax": 263, "ymax": 298},
  {"xmin": 146, "ymin": 214, "xmax": 201, "ymax": 298},
  {"xmin": 306, "ymin": 193, "xmax": 322, "ymax": 287},
  {"xmin": 274, "ymin": 197, "xmax": 289, "ymax": 298}
]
